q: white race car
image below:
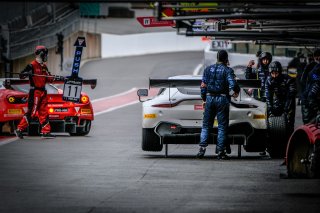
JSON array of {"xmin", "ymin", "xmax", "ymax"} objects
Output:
[{"xmin": 138, "ymin": 75, "xmax": 281, "ymax": 157}]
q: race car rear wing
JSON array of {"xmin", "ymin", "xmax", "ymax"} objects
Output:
[
  {"xmin": 4, "ymin": 78, "xmax": 97, "ymax": 89},
  {"xmin": 149, "ymin": 78, "xmax": 261, "ymax": 89}
]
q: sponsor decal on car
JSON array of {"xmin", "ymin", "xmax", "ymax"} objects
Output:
[
  {"xmin": 144, "ymin": 113, "xmax": 157, "ymax": 119},
  {"xmin": 81, "ymin": 109, "xmax": 92, "ymax": 114},
  {"xmin": 7, "ymin": 109, "xmax": 22, "ymax": 114},
  {"xmin": 54, "ymin": 108, "xmax": 68, "ymax": 112},
  {"xmin": 194, "ymin": 104, "xmax": 203, "ymax": 110},
  {"xmin": 253, "ymin": 114, "xmax": 266, "ymax": 119}
]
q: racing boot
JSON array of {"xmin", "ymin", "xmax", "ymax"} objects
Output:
[
  {"xmin": 197, "ymin": 147, "xmax": 206, "ymax": 159},
  {"xmin": 15, "ymin": 129, "xmax": 24, "ymax": 139},
  {"xmin": 217, "ymin": 151, "xmax": 229, "ymax": 160},
  {"xmin": 226, "ymin": 144, "xmax": 231, "ymax": 154},
  {"xmin": 41, "ymin": 132, "xmax": 56, "ymax": 139}
]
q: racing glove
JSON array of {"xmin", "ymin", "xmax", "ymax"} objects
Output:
[
  {"xmin": 19, "ymin": 73, "xmax": 28, "ymax": 79},
  {"xmin": 54, "ymin": 75, "xmax": 65, "ymax": 81}
]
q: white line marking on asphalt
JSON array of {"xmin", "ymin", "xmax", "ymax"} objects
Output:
[
  {"xmin": 91, "ymin": 88, "xmax": 137, "ymax": 103},
  {"xmin": 0, "ymin": 137, "xmax": 18, "ymax": 146},
  {"xmin": 94, "ymin": 100, "xmax": 139, "ymax": 116}
]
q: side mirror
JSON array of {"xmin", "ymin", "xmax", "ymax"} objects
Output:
[{"xmin": 137, "ymin": 89, "xmax": 149, "ymax": 102}]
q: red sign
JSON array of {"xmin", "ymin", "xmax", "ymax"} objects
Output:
[
  {"xmin": 137, "ymin": 17, "xmax": 174, "ymax": 28},
  {"xmin": 194, "ymin": 104, "xmax": 204, "ymax": 110}
]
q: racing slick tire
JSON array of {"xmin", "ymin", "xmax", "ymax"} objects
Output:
[
  {"xmin": 287, "ymin": 132, "xmax": 320, "ymax": 178},
  {"xmin": 70, "ymin": 120, "xmax": 91, "ymax": 136},
  {"xmin": 142, "ymin": 128, "xmax": 163, "ymax": 152},
  {"xmin": 267, "ymin": 115, "xmax": 287, "ymax": 158}
]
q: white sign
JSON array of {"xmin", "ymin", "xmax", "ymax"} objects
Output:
[
  {"xmin": 211, "ymin": 40, "xmax": 232, "ymax": 50},
  {"xmin": 63, "ymin": 79, "xmax": 82, "ymax": 102}
]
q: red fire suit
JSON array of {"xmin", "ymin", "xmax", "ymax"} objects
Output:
[{"xmin": 17, "ymin": 60, "xmax": 54, "ymax": 134}]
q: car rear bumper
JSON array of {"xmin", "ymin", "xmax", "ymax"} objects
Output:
[
  {"xmin": 154, "ymin": 121, "xmax": 267, "ymax": 152},
  {"xmin": 29, "ymin": 117, "xmax": 89, "ymax": 133}
]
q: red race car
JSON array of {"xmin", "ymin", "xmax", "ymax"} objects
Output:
[
  {"xmin": 0, "ymin": 78, "xmax": 96, "ymax": 136},
  {"xmin": 286, "ymin": 116, "xmax": 320, "ymax": 178}
]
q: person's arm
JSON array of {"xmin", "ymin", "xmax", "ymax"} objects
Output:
[
  {"xmin": 308, "ymin": 82, "xmax": 320, "ymax": 115},
  {"xmin": 285, "ymin": 77, "xmax": 297, "ymax": 113},
  {"xmin": 245, "ymin": 66, "xmax": 256, "ymax": 79},
  {"xmin": 201, "ymin": 66, "xmax": 209, "ymax": 102},
  {"xmin": 45, "ymin": 68, "xmax": 55, "ymax": 83},
  {"xmin": 19, "ymin": 64, "xmax": 33, "ymax": 79},
  {"xmin": 265, "ymin": 77, "xmax": 274, "ymax": 115},
  {"xmin": 226, "ymin": 67, "xmax": 238, "ymax": 97}
]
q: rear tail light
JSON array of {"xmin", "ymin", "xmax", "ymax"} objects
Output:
[
  {"xmin": 81, "ymin": 96, "xmax": 89, "ymax": 104},
  {"xmin": 152, "ymin": 103, "xmax": 177, "ymax": 108}
]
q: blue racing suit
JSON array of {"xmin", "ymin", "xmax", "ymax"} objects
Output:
[
  {"xmin": 245, "ymin": 65, "xmax": 269, "ymax": 100},
  {"xmin": 301, "ymin": 63, "xmax": 320, "ymax": 123},
  {"xmin": 199, "ymin": 63, "xmax": 237, "ymax": 153},
  {"xmin": 308, "ymin": 80, "xmax": 320, "ymax": 121}
]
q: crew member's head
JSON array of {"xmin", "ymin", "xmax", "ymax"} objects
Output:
[
  {"xmin": 217, "ymin": 50, "xmax": 228, "ymax": 65},
  {"xmin": 259, "ymin": 52, "xmax": 272, "ymax": 67},
  {"xmin": 313, "ymin": 48, "xmax": 320, "ymax": 63},
  {"xmin": 35, "ymin": 45, "xmax": 48, "ymax": 63},
  {"xmin": 268, "ymin": 61, "xmax": 282, "ymax": 79}
]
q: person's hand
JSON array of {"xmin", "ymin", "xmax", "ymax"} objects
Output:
[
  {"xmin": 19, "ymin": 73, "xmax": 28, "ymax": 79},
  {"xmin": 202, "ymin": 101, "xmax": 206, "ymax": 109},
  {"xmin": 54, "ymin": 75, "xmax": 65, "ymax": 81},
  {"xmin": 247, "ymin": 60, "xmax": 255, "ymax": 68},
  {"xmin": 232, "ymin": 92, "xmax": 239, "ymax": 98}
]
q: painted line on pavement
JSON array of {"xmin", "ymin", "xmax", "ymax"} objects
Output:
[{"xmin": 0, "ymin": 137, "xmax": 18, "ymax": 146}]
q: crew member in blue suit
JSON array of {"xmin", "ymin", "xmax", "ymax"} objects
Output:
[{"xmin": 197, "ymin": 50, "xmax": 239, "ymax": 160}]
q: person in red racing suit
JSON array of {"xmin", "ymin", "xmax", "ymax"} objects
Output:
[{"xmin": 15, "ymin": 46, "xmax": 61, "ymax": 139}]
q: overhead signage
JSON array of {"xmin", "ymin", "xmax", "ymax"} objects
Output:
[
  {"xmin": 137, "ymin": 17, "xmax": 174, "ymax": 27},
  {"xmin": 211, "ymin": 40, "xmax": 233, "ymax": 50}
]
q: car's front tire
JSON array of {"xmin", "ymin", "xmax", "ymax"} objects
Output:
[{"xmin": 142, "ymin": 128, "xmax": 163, "ymax": 151}]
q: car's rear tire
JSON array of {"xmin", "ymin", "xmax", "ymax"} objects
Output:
[
  {"xmin": 70, "ymin": 120, "xmax": 91, "ymax": 136},
  {"xmin": 267, "ymin": 115, "xmax": 288, "ymax": 158},
  {"xmin": 142, "ymin": 128, "xmax": 162, "ymax": 151}
]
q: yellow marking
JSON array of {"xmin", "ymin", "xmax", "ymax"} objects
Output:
[
  {"xmin": 144, "ymin": 114, "xmax": 157, "ymax": 119},
  {"xmin": 214, "ymin": 119, "xmax": 218, "ymax": 127},
  {"xmin": 81, "ymin": 109, "xmax": 92, "ymax": 114},
  {"xmin": 253, "ymin": 114, "xmax": 266, "ymax": 119},
  {"xmin": 8, "ymin": 109, "xmax": 22, "ymax": 114}
]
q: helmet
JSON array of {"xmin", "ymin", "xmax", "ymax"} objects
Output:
[
  {"xmin": 34, "ymin": 45, "xmax": 48, "ymax": 62},
  {"xmin": 268, "ymin": 61, "xmax": 282, "ymax": 74},
  {"xmin": 217, "ymin": 50, "xmax": 228, "ymax": 63},
  {"xmin": 259, "ymin": 51, "xmax": 272, "ymax": 62}
]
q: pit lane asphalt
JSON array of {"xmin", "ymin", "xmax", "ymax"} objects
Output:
[{"xmin": 1, "ymin": 52, "xmax": 319, "ymax": 213}]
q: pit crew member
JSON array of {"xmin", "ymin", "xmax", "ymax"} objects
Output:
[{"xmin": 197, "ymin": 50, "xmax": 239, "ymax": 160}]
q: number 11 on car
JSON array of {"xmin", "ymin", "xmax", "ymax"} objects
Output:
[{"xmin": 62, "ymin": 78, "xmax": 82, "ymax": 102}]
